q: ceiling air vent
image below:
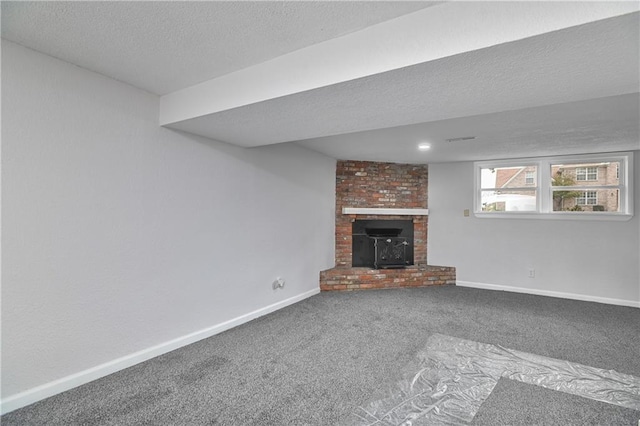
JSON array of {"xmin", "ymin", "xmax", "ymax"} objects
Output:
[{"xmin": 445, "ymin": 136, "xmax": 476, "ymax": 142}]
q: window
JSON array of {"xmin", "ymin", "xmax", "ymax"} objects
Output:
[
  {"xmin": 474, "ymin": 152, "xmax": 633, "ymax": 220},
  {"xmin": 576, "ymin": 167, "xmax": 597, "ymax": 181},
  {"xmin": 479, "ymin": 165, "xmax": 537, "ymax": 212},
  {"xmin": 525, "ymin": 171, "xmax": 535, "ymax": 185},
  {"xmin": 576, "ymin": 191, "xmax": 597, "ymax": 205}
]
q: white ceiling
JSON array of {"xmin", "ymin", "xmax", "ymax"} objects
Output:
[
  {"xmin": 1, "ymin": 1, "xmax": 437, "ymax": 94},
  {"xmin": 297, "ymin": 94, "xmax": 640, "ymax": 164},
  {"xmin": 2, "ymin": 1, "xmax": 639, "ymax": 164}
]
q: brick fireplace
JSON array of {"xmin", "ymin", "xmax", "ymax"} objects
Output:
[{"xmin": 320, "ymin": 160, "xmax": 455, "ymax": 291}]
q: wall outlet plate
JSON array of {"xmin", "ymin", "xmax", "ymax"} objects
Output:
[{"xmin": 272, "ymin": 277, "xmax": 285, "ymax": 289}]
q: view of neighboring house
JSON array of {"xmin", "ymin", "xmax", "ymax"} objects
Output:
[
  {"xmin": 481, "ymin": 166, "xmax": 537, "ymax": 212},
  {"xmin": 485, "ymin": 162, "xmax": 620, "ymax": 212},
  {"xmin": 550, "ymin": 162, "xmax": 620, "ymax": 212}
]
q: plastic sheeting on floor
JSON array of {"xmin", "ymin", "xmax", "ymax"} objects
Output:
[{"xmin": 352, "ymin": 333, "xmax": 640, "ymax": 425}]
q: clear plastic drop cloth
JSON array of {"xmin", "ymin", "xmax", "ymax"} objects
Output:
[{"xmin": 351, "ymin": 333, "xmax": 640, "ymax": 425}]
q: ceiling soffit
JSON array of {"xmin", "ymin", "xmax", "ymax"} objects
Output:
[
  {"xmin": 164, "ymin": 12, "xmax": 639, "ymax": 150},
  {"xmin": 158, "ymin": 3, "xmax": 639, "ymax": 150}
]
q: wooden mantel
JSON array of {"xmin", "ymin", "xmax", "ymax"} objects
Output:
[{"xmin": 341, "ymin": 207, "xmax": 429, "ymax": 216}]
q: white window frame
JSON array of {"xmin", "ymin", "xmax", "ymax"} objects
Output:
[{"xmin": 474, "ymin": 152, "xmax": 634, "ymax": 221}]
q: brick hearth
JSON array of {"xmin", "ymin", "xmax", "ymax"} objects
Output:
[
  {"xmin": 320, "ymin": 160, "xmax": 456, "ymax": 292},
  {"xmin": 320, "ymin": 265, "xmax": 456, "ymax": 291}
]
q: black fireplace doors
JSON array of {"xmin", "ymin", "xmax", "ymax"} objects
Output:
[{"xmin": 352, "ymin": 219, "xmax": 414, "ymax": 269}]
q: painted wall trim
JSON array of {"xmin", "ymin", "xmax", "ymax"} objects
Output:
[
  {"xmin": 457, "ymin": 280, "xmax": 640, "ymax": 308},
  {"xmin": 0, "ymin": 288, "xmax": 320, "ymax": 415}
]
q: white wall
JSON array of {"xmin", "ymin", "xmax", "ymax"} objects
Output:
[
  {"xmin": 428, "ymin": 157, "xmax": 640, "ymax": 306},
  {"xmin": 1, "ymin": 41, "xmax": 335, "ymax": 409}
]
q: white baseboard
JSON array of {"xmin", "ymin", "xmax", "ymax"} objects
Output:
[
  {"xmin": 0, "ymin": 288, "xmax": 320, "ymax": 415},
  {"xmin": 456, "ymin": 281, "xmax": 640, "ymax": 308}
]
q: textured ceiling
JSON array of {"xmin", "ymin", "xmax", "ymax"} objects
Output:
[
  {"xmin": 168, "ymin": 13, "xmax": 639, "ymax": 148},
  {"xmin": 0, "ymin": 1, "xmax": 437, "ymax": 95},
  {"xmin": 2, "ymin": 2, "xmax": 639, "ymax": 164},
  {"xmin": 296, "ymin": 94, "xmax": 640, "ymax": 164}
]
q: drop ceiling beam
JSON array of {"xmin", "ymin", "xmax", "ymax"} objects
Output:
[{"xmin": 159, "ymin": 2, "xmax": 638, "ymax": 146}]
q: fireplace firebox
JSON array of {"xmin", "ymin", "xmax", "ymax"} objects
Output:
[{"xmin": 352, "ymin": 219, "xmax": 414, "ymax": 269}]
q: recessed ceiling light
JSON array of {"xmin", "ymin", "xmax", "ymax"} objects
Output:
[{"xmin": 417, "ymin": 143, "xmax": 431, "ymax": 151}]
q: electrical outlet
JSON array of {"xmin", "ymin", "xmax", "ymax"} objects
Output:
[
  {"xmin": 463, "ymin": 209, "xmax": 470, "ymax": 217},
  {"xmin": 272, "ymin": 277, "xmax": 285, "ymax": 289},
  {"xmin": 528, "ymin": 269, "xmax": 535, "ymax": 278}
]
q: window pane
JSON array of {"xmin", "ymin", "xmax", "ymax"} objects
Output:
[
  {"xmin": 525, "ymin": 171, "xmax": 535, "ymax": 185},
  {"xmin": 551, "ymin": 162, "xmax": 619, "ymax": 186},
  {"xmin": 481, "ymin": 190, "xmax": 537, "ymax": 212},
  {"xmin": 476, "ymin": 154, "xmax": 630, "ymax": 217},
  {"xmin": 481, "ymin": 166, "xmax": 537, "ymax": 189},
  {"xmin": 552, "ymin": 189, "xmax": 620, "ymax": 212}
]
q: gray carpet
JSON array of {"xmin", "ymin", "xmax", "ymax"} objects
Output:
[
  {"xmin": 473, "ymin": 378, "xmax": 639, "ymax": 426},
  {"xmin": 3, "ymin": 286, "xmax": 640, "ymax": 425}
]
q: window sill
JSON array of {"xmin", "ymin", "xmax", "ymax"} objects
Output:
[{"xmin": 474, "ymin": 212, "xmax": 633, "ymax": 221}]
